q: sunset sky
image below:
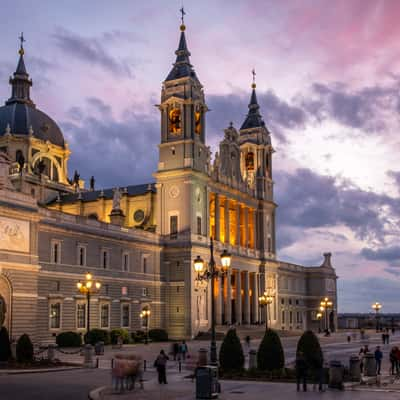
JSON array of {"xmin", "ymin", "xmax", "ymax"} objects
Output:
[{"xmin": 1, "ymin": 0, "xmax": 400, "ymax": 312}]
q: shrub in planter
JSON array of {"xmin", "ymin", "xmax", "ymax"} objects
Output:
[
  {"xmin": 296, "ymin": 330, "xmax": 323, "ymax": 371},
  {"xmin": 148, "ymin": 328, "xmax": 168, "ymax": 342},
  {"xmin": 110, "ymin": 328, "xmax": 130, "ymax": 344},
  {"xmin": 257, "ymin": 328, "xmax": 285, "ymax": 371},
  {"xmin": 16, "ymin": 334, "xmax": 33, "ymax": 363},
  {"xmin": 219, "ymin": 328, "xmax": 244, "ymax": 372},
  {"xmin": 56, "ymin": 331, "xmax": 82, "ymax": 347},
  {"xmin": 0, "ymin": 326, "xmax": 11, "ymax": 362},
  {"xmin": 84, "ymin": 329, "xmax": 110, "ymax": 345}
]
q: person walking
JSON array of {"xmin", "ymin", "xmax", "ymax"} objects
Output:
[
  {"xmin": 154, "ymin": 350, "xmax": 169, "ymax": 384},
  {"xmin": 375, "ymin": 346, "xmax": 383, "ymax": 375},
  {"xmin": 180, "ymin": 340, "xmax": 188, "ymax": 361},
  {"xmin": 296, "ymin": 351, "xmax": 308, "ymax": 392},
  {"xmin": 359, "ymin": 347, "xmax": 365, "ymax": 374},
  {"xmin": 390, "ymin": 347, "xmax": 397, "ymax": 375},
  {"xmin": 172, "ymin": 342, "xmax": 179, "ymax": 361}
]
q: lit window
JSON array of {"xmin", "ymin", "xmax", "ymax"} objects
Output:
[
  {"xmin": 49, "ymin": 303, "xmax": 61, "ymax": 329},
  {"xmin": 121, "ymin": 286, "xmax": 128, "ymax": 296},
  {"xmin": 100, "ymin": 304, "xmax": 110, "ymax": 328},
  {"xmin": 76, "ymin": 303, "xmax": 86, "ymax": 329},
  {"xmin": 121, "ymin": 304, "xmax": 130, "ymax": 328}
]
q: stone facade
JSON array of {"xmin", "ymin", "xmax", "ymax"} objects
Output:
[{"xmin": 0, "ymin": 22, "xmax": 337, "ymax": 342}]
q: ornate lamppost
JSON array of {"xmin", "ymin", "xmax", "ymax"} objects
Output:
[
  {"xmin": 76, "ymin": 272, "xmax": 101, "ymax": 336},
  {"xmin": 193, "ymin": 238, "xmax": 231, "ymax": 365},
  {"xmin": 372, "ymin": 302, "xmax": 382, "ymax": 332},
  {"xmin": 140, "ymin": 309, "xmax": 151, "ymax": 344},
  {"xmin": 320, "ymin": 297, "xmax": 333, "ymax": 332},
  {"xmin": 258, "ymin": 290, "xmax": 274, "ymax": 329}
]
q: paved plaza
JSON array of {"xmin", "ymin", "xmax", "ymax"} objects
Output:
[{"xmin": 1, "ymin": 330, "xmax": 400, "ymax": 400}]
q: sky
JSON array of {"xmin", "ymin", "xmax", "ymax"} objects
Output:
[{"xmin": 1, "ymin": 0, "xmax": 400, "ymax": 313}]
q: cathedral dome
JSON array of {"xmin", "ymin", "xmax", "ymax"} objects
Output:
[
  {"xmin": 0, "ymin": 102, "xmax": 65, "ymax": 147},
  {"xmin": 0, "ymin": 39, "xmax": 65, "ymax": 148}
]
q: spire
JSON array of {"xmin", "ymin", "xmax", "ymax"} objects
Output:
[
  {"xmin": 165, "ymin": 8, "xmax": 198, "ymax": 82},
  {"xmin": 6, "ymin": 33, "xmax": 35, "ymax": 107},
  {"xmin": 240, "ymin": 69, "xmax": 265, "ymax": 130}
]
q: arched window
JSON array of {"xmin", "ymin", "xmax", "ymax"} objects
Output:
[
  {"xmin": 33, "ymin": 156, "xmax": 60, "ymax": 182},
  {"xmin": 169, "ymin": 108, "xmax": 181, "ymax": 134},
  {"xmin": 245, "ymin": 152, "xmax": 254, "ymax": 171}
]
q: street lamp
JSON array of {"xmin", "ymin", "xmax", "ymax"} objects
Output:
[
  {"xmin": 193, "ymin": 237, "xmax": 231, "ymax": 365},
  {"xmin": 140, "ymin": 309, "xmax": 151, "ymax": 344},
  {"xmin": 372, "ymin": 302, "xmax": 382, "ymax": 332},
  {"xmin": 258, "ymin": 290, "xmax": 274, "ymax": 329},
  {"xmin": 320, "ymin": 297, "xmax": 333, "ymax": 332},
  {"xmin": 76, "ymin": 272, "xmax": 101, "ymax": 337}
]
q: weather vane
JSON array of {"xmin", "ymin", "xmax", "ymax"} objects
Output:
[
  {"xmin": 18, "ymin": 32, "xmax": 25, "ymax": 55},
  {"xmin": 180, "ymin": 6, "xmax": 186, "ymax": 25},
  {"xmin": 252, "ymin": 68, "xmax": 256, "ymax": 84}
]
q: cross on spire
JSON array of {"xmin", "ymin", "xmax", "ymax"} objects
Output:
[
  {"xmin": 252, "ymin": 68, "xmax": 256, "ymax": 88},
  {"xmin": 18, "ymin": 32, "xmax": 25, "ymax": 55},
  {"xmin": 180, "ymin": 6, "xmax": 186, "ymax": 25}
]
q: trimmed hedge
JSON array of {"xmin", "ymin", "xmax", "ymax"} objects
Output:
[
  {"xmin": 0, "ymin": 326, "xmax": 11, "ymax": 362},
  {"xmin": 56, "ymin": 331, "xmax": 82, "ymax": 347},
  {"xmin": 148, "ymin": 329, "xmax": 168, "ymax": 342},
  {"xmin": 257, "ymin": 329, "xmax": 285, "ymax": 371},
  {"xmin": 219, "ymin": 328, "xmax": 244, "ymax": 372},
  {"xmin": 110, "ymin": 328, "xmax": 130, "ymax": 344},
  {"xmin": 296, "ymin": 330, "xmax": 323, "ymax": 370},
  {"xmin": 16, "ymin": 334, "xmax": 33, "ymax": 363},
  {"xmin": 84, "ymin": 329, "xmax": 110, "ymax": 345}
]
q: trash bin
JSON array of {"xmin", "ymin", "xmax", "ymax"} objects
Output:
[
  {"xmin": 95, "ymin": 341, "xmax": 104, "ymax": 356},
  {"xmin": 363, "ymin": 353, "xmax": 376, "ymax": 377},
  {"xmin": 349, "ymin": 355, "xmax": 361, "ymax": 381},
  {"xmin": 196, "ymin": 365, "xmax": 219, "ymax": 399},
  {"xmin": 329, "ymin": 360, "xmax": 344, "ymax": 390}
]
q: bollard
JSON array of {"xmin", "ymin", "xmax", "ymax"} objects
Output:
[
  {"xmin": 349, "ymin": 355, "xmax": 361, "ymax": 382},
  {"xmin": 248, "ymin": 349, "xmax": 257, "ymax": 370},
  {"xmin": 198, "ymin": 348, "xmax": 208, "ymax": 367},
  {"xmin": 329, "ymin": 360, "xmax": 344, "ymax": 390},
  {"xmin": 96, "ymin": 358, "xmax": 99, "ymax": 368},
  {"xmin": 179, "ymin": 360, "xmax": 182, "ymax": 373},
  {"xmin": 144, "ymin": 359, "xmax": 147, "ymax": 371},
  {"xmin": 363, "ymin": 353, "xmax": 376, "ymax": 377},
  {"xmin": 47, "ymin": 344, "xmax": 55, "ymax": 362},
  {"xmin": 83, "ymin": 344, "xmax": 94, "ymax": 368},
  {"xmin": 111, "ymin": 358, "xmax": 114, "ymax": 369}
]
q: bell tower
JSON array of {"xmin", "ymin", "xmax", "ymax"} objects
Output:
[
  {"xmin": 239, "ymin": 71, "xmax": 276, "ymax": 258},
  {"xmin": 157, "ymin": 14, "xmax": 209, "ymax": 175}
]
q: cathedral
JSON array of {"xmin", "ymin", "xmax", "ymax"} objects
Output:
[{"xmin": 0, "ymin": 20, "xmax": 337, "ymax": 341}]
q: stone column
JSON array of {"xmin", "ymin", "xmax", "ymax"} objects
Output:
[
  {"xmin": 215, "ymin": 193, "xmax": 220, "ymax": 241},
  {"xmin": 215, "ymin": 277, "xmax": 222, "ymax": 325},
  {"xmin": 236, "ymin": 202, "xmax": 241, "ymax": 247},
  {"xmin": 252, "ymin": 273, "xmax": 259, "ymax": 324},
  {"xmin": 225, "ymin": 270, "xmax": 232, "ymax": 324},
  {"xmin": 243, "ymin": 271, "xmax": 250, "ymax": 324},
  {"xmin": 235, "ymin": 270, "xmax": 242, "ymax": 324},
  {"xmin": 253, "ymin": 209, "xmax": 257, "ymax": 250},
  {"xmin": 244, "ymin": 207, "xmax": 249, "ymax": 248},
  {"xmin": 224, "ymin": 198, "xmax": 230, "ymax": 244}
]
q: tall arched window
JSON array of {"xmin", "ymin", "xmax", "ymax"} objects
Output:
[
  {"xmin": 245, "ymin": 152, "xmax": 254, "ymax": 171},
  {"xmin": 169, "ymin": 108, "xmax": 181, "ymax": 134}
]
